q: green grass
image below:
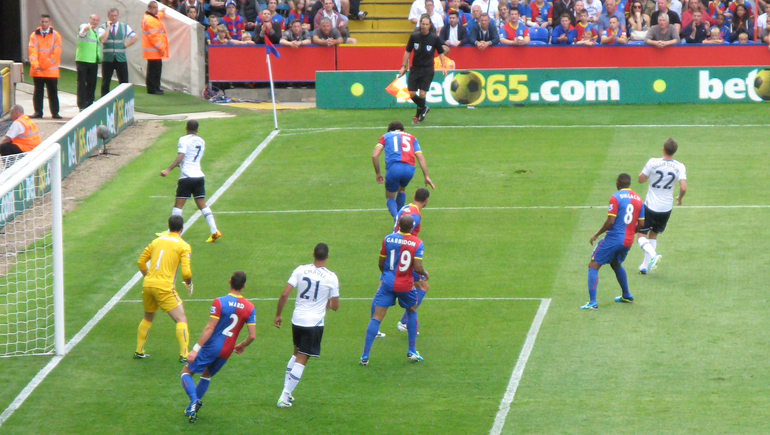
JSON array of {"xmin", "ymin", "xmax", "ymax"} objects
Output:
[{"xmin": 1, "ymin": 104, "xmax": 770, "ymax": 433}]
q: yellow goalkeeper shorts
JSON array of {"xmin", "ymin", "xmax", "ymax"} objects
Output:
[{"xmin": 142, "ymin": 286, "xmax": 183, "ymax": 313}]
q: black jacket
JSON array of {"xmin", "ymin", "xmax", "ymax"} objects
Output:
[{"xmin": 439, "ymin": 23, "xmax": 469, "ymax": 45}]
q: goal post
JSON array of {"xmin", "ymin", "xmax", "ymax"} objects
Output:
[{"xmin": 0, "ymin": 142, "xmax": 64, "ymax": 357}]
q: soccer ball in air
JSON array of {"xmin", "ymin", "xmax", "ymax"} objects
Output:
[
  {"xmin": 753, "ymin": 68, "xmax": 770, "ymax": 101},
  {"xmin": 450, "ymin": 71, "xmax": 485, "ymax": 105}
]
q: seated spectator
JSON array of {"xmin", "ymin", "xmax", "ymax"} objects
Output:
[
  {"xmin": 628, "ymin": 1, "xmax": 651, "ymax": 40},
  {"xmin": 178, "ymin": 0, "xmax": 205, "ymax": 25},
  {"xmin": 576, "ymin": 27, "xmax": 596, "ymax": 43},
  {"xmin": 657, "ymin": 0, "xmax": 682, "ymax": 17},
  {"xmin": 467, "ymin": 5, "xmax": 482, "ymax": 29},
  {"xmin": 410, "ymin": 0, "xmax": 445, "ymax": 25},
  {"xmin": 584, "ymin": 0, "xmax": 602, "ymax": 23},
  {"xmin": 280, "ymin": 19, "xmax": 312, "ymax": 46},
  {"xmin": 469, "ymin": 12, "xmax": 499, "ymax": 48},
  {"xmin": 289, "ymin": 0, "xmax": 313, "ymax": 30},
  {"xmin": 257, "ymin": 9, "xmax": 283, "ymax": 43},
  {"xmin": 209, "ymin": 24, "xmax": 232, "ymax": 44},
  {"xmin": 575, "ymin": 9, "xmax": 598, "ymax": 40},
  {"xmin": 471, "ymin": 0, "xmax": 500, "ymax": 21},
  {"xmin": 230, "ymin": 32, "xmax": 257, "ymax": 44},
  {"xmin": 236, "ymin": 0, "xmax": 261, "ymax": 31},
  {"xmin": 223, "ymin": 1, "xmax": 245, "ymax": 40},
  {"xmin": 445, "ymin": 0, "xmax": 470, "ymax": 25},
  {"xmin": 440, "ymin": 10, "xmax": 470, "ymax": 46},
  {"xmin": 509, "ymin": 0, "xmax": 529, "ymax": 22},
  {"xmin": 651, "ymin": 0, "xmax": 682, "ymax": 34},
  {"xmin": 702, "ymin": 25, "xmax": 724, "ymax": 42},
  {"xmin": 725, "ymin": 0, "xmax": 753, "ymax": 20},
  {"xmin": 730, "ymin": 4, "xmax": 754, "ymax": 41},
  {"xmin": 550, "ymin": 0, "xmax": 578, "ymax": 27},
  {"xmin": 315, "ymin": 0, "xmax": 351, "ymax": 40},
  {"xmin": 1, "ymin": 105, "xmax": 41, "ymax": 157},
  {"xmin": 681, "ymin": 0, "xmax": 715, "ymax": 28},
  {"xmin": 646, "ymin": 11, "xmax": 680, "ymax": 45},
  {"xmin": 205, "ymin": 15, "xmax": 220, "ymax": 43},
  {"xmin": 527, "ymin": 0, "xmax": 551, "ymax": 27},
  {"xmin": 707, "ymin": 0, "xmax": 725, "ymax": 20},
  {"xmin": 600, "ymin": 15, "xmax": 628, "ymax": 42},
  {"xmin": 573, "ymin": 1, "xmax": 584, "ymax": 21},
  {"xmin": 496, "ymin": 1, "xmax": 509, "ymax": 34},
  {"xmin": 312, "ymin": 17, "xmax": 345, "ymax": 44},
  {"xmin": 186, "ymin": 6, "xmax": 201, "ymax": 23},
  {"xmin": 682, "ymin": 9, "xmax": 708, "ymax": 42},
  {"xmin": 597, "ymin": 0, "xmax": 626, "ymax": 34},
  {"xmin": 713, "ymin": 11, "xmax": 731, "ymax": 42},
  {"xmin": 421, "ymin": 0, "xmax": 445, "ymax": 33},
  {"xmin": 499, "ymin": 8, "xmax": 530, "ymax": 44},
  {"xmin": 551, "ymin": 13, "xmax": 577, "ymax": 43},
  {"xmin": 625, "ymin": 0, "xmax": 655, "ymax": 19},
  {"xmin": 266, "ymin": 0, "xmax": 287, "ymax": 29},
  {"xmin": 762, "ymin": 14, "xmax": 770, "ymax": 42},
  {"xmin": 735, "ymin": 31, "xmax": 751, "ymax": 42},
  {"xmin": 210, "ymin": 0, "xmax": 227, "ymax": 17}
]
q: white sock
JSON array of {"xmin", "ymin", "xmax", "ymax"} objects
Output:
[
  {"xmin": 283, "ymin": 355, "xmax": 296, "ymax": 390},
  {"xmin": 172, "ymin": 207, "xmax": 183, "ymax": 217},
  {"xmin": 202, "ymin": 207, "xmax": 217, "ymax": 233},
  {"xmin": 637, "ymin": 236, "xmax": 657, "ymax": 257},
  {"xmin": 281, "ymin": 363, "xmax": 304, "ymax": 401},
  {"xmin": 650, "ymin": 239, "xmax": 657, "ymax": 252}
]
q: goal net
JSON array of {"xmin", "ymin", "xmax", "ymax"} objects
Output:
[{"xmin": 0, "ymin": 143, "xmax": 64, "ymax": 357}]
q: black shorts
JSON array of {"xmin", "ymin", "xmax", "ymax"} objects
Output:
[
  {"xmin": 639, "ymin": 205, "xmax": 672, "ymax": 235},
  {"xmin": 292, "ymin": 324, "xmax": 324, "ymax": 358},
  {"xmin": 0, "ymin": 143, "xmax": 23, "ymax": 157},
  {"xmin": 408, "ymin": 69, "xmax": 434, "ymax": 93},
  {"xmin": 176, "ymin": 177, "xmax": 205, "ymax": 199}
]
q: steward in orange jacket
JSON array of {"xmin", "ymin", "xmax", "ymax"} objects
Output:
[
  {"xmin": 28, "ymin": 14, "xmax": 61, "ymax": 118},
  {"xmin": 1, "ymin": 105, "xmax": 42, "ymax": 156},
  {"xmin": 141, "ymin": 2, "xmax": 169, "ymax": 95}
]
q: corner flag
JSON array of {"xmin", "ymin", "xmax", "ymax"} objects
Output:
[{"xmin": 265, "ymin": 38, "xmax": 280, "ymax": 59}]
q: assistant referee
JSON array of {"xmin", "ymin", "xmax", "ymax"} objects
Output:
[{"xmin": 399, "ymin": 14, "xmax": 447, "ymax": 125}]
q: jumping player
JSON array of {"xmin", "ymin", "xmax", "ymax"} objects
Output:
[
  {"xmin": 582, "ymin": 173, "xmax": 644, "ymax": 310},
  {"xmin": 399, "ymin": 13, "xmax": 448, "ymax": 124}
]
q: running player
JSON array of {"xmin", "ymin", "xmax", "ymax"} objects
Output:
[
  {"xmin": 160, "ymin": 120, "xmax": 221, "ymax": 243},
  {"xmin": 361, "ymin": 215, "xmax": 428, "ymax": 365},
  {"xmin": 636, "ymin": 138, "xmax": 687, "ymax": 274},
  {"xmin": 274, "ymin": 243, "xmax": 339, "ymax": 408},
  {"xmin": 372, "ymin": 121, "xmax": 435, "ymax": 218},
  {"xmin": 582, "ymin": 173, "xmax": 644, "ymax": 310},
  {"xmin": 180, "ymin": 271, "xmax": 256, "ymax": 423},
  {"xmin": 394, "ymin": 188, "xmax": 430, "ymax": 333}
]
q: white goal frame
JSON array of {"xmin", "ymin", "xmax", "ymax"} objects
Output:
[{"xmin": 0, "ymin": 142, "xmax": 64, "ymax": 356}]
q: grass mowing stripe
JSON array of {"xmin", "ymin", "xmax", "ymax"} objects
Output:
[
  {"xmin": 117, "ymin": 297, "xmax": 547, "ymax": 303},
  {"xmin": 491, "ymin": 298, "xmax": 552, "ymax": 435},
  {"xmin": 0, "ymin": 129, "xmax": 281, "ymax": 429}
]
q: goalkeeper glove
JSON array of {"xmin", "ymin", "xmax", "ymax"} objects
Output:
[{"xmin": 184, "ymin": 282, "xmax": 193, "ymax": 296}]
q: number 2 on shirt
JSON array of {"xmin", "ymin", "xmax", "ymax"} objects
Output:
[{"xmin": 391, "ymin": 135, "xmax": 412, "ymax": 153}]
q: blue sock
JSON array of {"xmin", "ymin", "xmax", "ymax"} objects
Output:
[
  {"xmin": 396, "ymin": 192, "xmax": 406, "ymax": 211},
  {"xmin": 370, "ymin": 299, "xmax": 376, "ymax": 318},
  {"xmin": 181, "ymin": 373, "xmax": 197, "ymax": 406},
  {"xmin": 613, "ymin": 266, "xmax": 631, "ymax": 299},
  {"xmin": 407, "ymin": 311, "xmax": 417, "ymax": 353},
  {"xmin": 401, "ymin": 289, "xmax": 426, "ymax": 325},
  {"xmin": 386, "ymin": 198, "xmax": 398, "ymax": 218},
  {"xmin": 587, "ymin": 268, "xmax": 599, "ymax": 304},
  {"xmin": 362, "ymin": 318, "xmax": 381, "ymax": 359},
  {"xmin": 196, "ymin": 376, "xmax": 210, "ymax": 400}
]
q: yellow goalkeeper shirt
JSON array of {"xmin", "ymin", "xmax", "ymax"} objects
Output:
[{"xmin": 137, "ymin": 232, "xmax": 192, "ymax": 291}]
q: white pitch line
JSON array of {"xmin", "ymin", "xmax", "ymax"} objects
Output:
[
  {"xmin": 490, "ymin": 298, "xmax": 551, "ymax": 435},
  {"xmin": 0, "ymin": 129, "xmax": 281, "ymax": 429},
  {"xmin": 280, "ymin": 123, "xmax": 770, "ymax": 134},
  {"xmin": 117, "ymin": 297, "xmax": 544, "ymax": 303}
]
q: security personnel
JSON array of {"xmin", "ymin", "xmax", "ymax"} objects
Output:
[
  {"xmin": 28, "ymin": 14, "xmax": 61, "ymax": 119},
  {"xmin": 141, "ymin": 1, "xmax": 169, "ymax": 95},
  {"xmin": 76, "ymin": 14, "xmax": 103, "ymax": 110},
  {"xmin": 99, "ymin": 7, "xmax": 139, "ymax": 97},
  {"xmin": 1, "ymin": 105, "xmax": 42, "ymax": 156}
]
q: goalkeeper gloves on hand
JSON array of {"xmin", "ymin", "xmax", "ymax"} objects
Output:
[{"xmin": 184, "ymin": 282, "xmax": 193, "ymax": 296}]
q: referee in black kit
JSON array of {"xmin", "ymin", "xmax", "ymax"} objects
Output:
[{"xmin": 398, "ymin": 14, "xmax": 448, "ymax": 125}]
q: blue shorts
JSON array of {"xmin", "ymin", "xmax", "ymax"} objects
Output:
[
  {"xmin": 186, "ymin": 346, "xmax": 228, "ymax": 376},
  {"xmin": 372, "ymin": 284, "xmax": 418, "ymax": 309},
  {"xmin": 591, "ymin": 238, "xmax": 630, "ymax": 266},
  {"xmin": 412, "ymin": 271, "xmax": 426, "ymax": 282},
  {"xmin": 385, "ymin": 163, "xmax": 415, "ymax": 193}
]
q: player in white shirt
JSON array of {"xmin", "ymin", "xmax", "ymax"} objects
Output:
[
  {"xmin": 160, "ymin": 120, "xmax": 221, "ymax": 243},
  {"xmin": 636, "ymin": 138, "xmax": 687, "ymax": 274},
  {"xmin": 274, "ymin": 243, "xmax": 339, "ymax": 408}
]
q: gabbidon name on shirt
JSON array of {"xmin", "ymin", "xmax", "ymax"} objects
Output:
[{"xmin": 386, "ymin": 237, "xmax": 417, "ymax": 247}]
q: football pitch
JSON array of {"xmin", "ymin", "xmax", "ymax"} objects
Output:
[{"xmin": 1, "ymin": 104, "xmax": 770, "ymax": 434}]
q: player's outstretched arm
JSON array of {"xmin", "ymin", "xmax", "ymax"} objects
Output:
[
  {"xmin": 187, "ymin": 317, "xmax": 218, "ymax": 363},
  {"xmin": 234, "ymin": 323, "xmax": 257, "ymax": 355},
  {"xmin": 372, "ymin": 146, "xmax": 384, "ymax": 184},
  {"xmin": 274, "ymin": 284, "xmax": 294, "ymax": 328},
  {"xmin": 676, "ymin": 180, "xmax": 687, "ymax": 205},
  {"xmin": 590, "ymin": 216, "xmax": 615, "ymax": 245},
  {"xmin": 161, "ymin": 153, "xmax": 185, "ymax": 177},
  {"xmin": 415, "ymin": 153, "xmax": 435, "ymax": 189}
]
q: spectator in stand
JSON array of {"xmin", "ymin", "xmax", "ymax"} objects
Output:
[
  {"xmin": 223, "ymin": 0, "xmax": 245, "ymax": 39},
  {"xmin": 577, "ymin": 27, "xmax": 596, "ymax": 43},
  {"xmin": 410, "ymin": 0, "xmax": 445, "ymax": 26},
  {"xmin": 467, "ymin": 5, "xmax": 482, "ymax": 29},
  {"xmin": 472, "ymin": 0, "xmax": 499, "ymax": 21},
  {"xmin": 726, "ymin": 0, "xmax": 754, "ymax": 19},
  {"xmin": 496, "ymin": 2, "xmax": 509, "ymax": 34},
  {"xmin": 730, "ymin": 4, "xmax": 754, "ymax": 40},
  {"xmin": 236, "ymin": 0, "xmax": 261, "ymax": 31},
  {"xmin": 258, "ymin": 9, "xmax": 283, "ymax": 43},
  {"xmin": 657, "ymin": 0, "xmax": 683, "ymax": 17},
  {"xmin": 551, "ymin": 0, "xmax": 577, "ymax": 26},
  {"xmin": 597, "ymin": 0, "xmax": 627, "ymax": 33},
  {"xmin": 499, "ymin": 8, "xmax": 531, "ymax": 44},
  {"xmin": 100, "ymin": 8, "xmax": 139, "ymax": 98},
  {"xmin": 267, "ymin": 0, "xmax": 288, "ymax": 29},
  {"xmin": 209, "ymin": 0, "xmax": 227, "ymax": 17},
  {"xmin": 509, "ymin": 0, "xmax": 529, "ymax": 22},
  {"xmin": 178, "ymin": 0, "xmax": 206, "ymax": 25},
  {"xmin": 713, "ymin": 11, "xmax": 731, "ymax": 41},
  {"xmin": 230, "ymin": 32, "xmax": 257, "ymax": 43},
  {"xmin": 312, "ymin": 17, "xmax": 345, "ymax": 44},
  {"xmin": 601, "ymin": 15, "xmax": 628, "ymax": 42},
  {"xmin": 161, "ymin": 0, "xmax": 180, "ymax": 8},
  {"xmin": 628, "ymin": 0, "xmax": 651, "ymax": 40},
  {"xmin": 280, "ymin": 19, "xmax": 313, "ymax": 46},
  {"xmin": 469, "ymin": 12, "xmax": 499, "ymax": 47},
  {"xmin": 28, "ymin": 14, "xmax": 61, "ymax": 119},
  {"xmin": 186, "ymin": 6, "xmax": 201, "ymax": 23},
  {"xmin": 527, "ymin": 0, "xmax": 552, "ymax": 27},
  {"xmin": 761, "ymin": 14, "xmax": 770, "ymax": 44},
  {"xmin": 315, "ymin": 0, "xmax": 352, "ymax": 41},
  {"xmin": 445, "ymin": 0, "xmax": 470, "ymax": 26},
  {"xmin": 736, "ymin": 31, "xmax": 751, "ymax": 41},
  {"xmin": 703, "ymin": 25, "xmax": 724, "ymax": 42},
  {"xmin": 651, "ymin": 0, "xmax": 682, "ymax": 33},
  {"xmin": 440, "ymin": 10, "xmax": 470, "ymax": 46},
  {"xmin": 573, "ymin": 1, "xmax": 585, "ymax": 19},
  {"xmin": 575, "ymin": 9, "xmax": 598, "ymax": 40},
  {"xmin": 210, "ymin": 24, "xmax": 232, "ymax": 44},
  {"xmin": 421, "ymin": 0, "xmax": 445, "ymax": 33},
  {"xmin": 646, "ymin": 11, "xmax": 681, "ymax": 45},
  {"xmin": 681, "ymin": 0, "xmax": 715, "ymax": 28},
  {"xmin": 551, "ymin": 13, "xmax": 577, "ymax": 43},
  {"xmin": 584, "ymin": 0, "xmax": 602, "ymax": 23},
  {"xmin": 76, "ymin": 14, "xmax": 102, "ymax": 111},
  {"xmin": 1, "ymin": 105, "xmax": 41, "ymax": 157},
  {"xmin": 682, "ymin": 9, "xmax": 709, "ymax": 41},
  {"xmin": 289, "ymin": 0, "xmax": 313, "ymax": 30},
  {"xmin": 205, "ymin": 15, "xmax": 220, "ymax": 43},
  {"xmin": 707, "ymin": 0, "xmax": 726, "ymax": 19}
]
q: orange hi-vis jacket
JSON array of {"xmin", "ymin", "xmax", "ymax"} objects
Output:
[
  {"xmin": 29, "ymin": 27, "xmax": 62, "ymax": 79},
  {"xmin": 12, "ymin": 116, "xmax": 42, "ymax": 152},
  {"xmin": 141, "ymin": 11, "xmax": 169, "ymax": 60}
]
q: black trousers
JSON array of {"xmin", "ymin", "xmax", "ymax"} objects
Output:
[
  {"xmin": 101, "ymin": 60, "xmax": 129, "ymax": 97},
  {"xmin": 146, "ymin": 60, "xmax": 163, "ymax": 94},
  {"xmin": 76, "ymin": 61, "xmax": 98, "ymax": 110},
  {"xmin": 32, "ymin": 77, "xmax": 59, "ymax": 116}
]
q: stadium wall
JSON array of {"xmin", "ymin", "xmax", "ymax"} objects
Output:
[{"xmin": 21, "ymin": 0, "xmax": 205, "ymax": 96}]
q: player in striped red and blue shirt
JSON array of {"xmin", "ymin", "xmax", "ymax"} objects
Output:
[
  {"xmin": 180, "ymin": 272, "xmax": 256, "ymax": 423},
  {"xmin": 372, "ymin": 121, "xmax": 435, "ymax": 218},
  {"xmin": 582, "ymin": 173, "xmax": 644, "ymax": 310}
]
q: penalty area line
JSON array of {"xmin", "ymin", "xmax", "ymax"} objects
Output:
[
  {"xmin": 0, "ymin": 129, "xmax": 282, "ymax": 429},
  {"xmin": 490, "ymin": 298, "xmax": 551, "ymax": 435}
]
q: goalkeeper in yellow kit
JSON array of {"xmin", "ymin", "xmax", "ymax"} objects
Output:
[{"xmin": 135, "ymin": 215, "xmax": 193, "ymax": 362}]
